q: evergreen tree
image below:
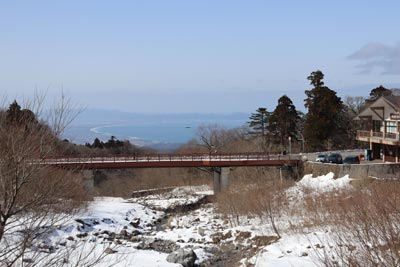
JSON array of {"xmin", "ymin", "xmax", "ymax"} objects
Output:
[
  {"xmin": 304, "ymin": 70, "xmax": 347, "ymax": 151},
  {"xmin": 92, "ymin": 137, "xmax": 103, "ymax": 149},
  {"xmin": 363, "ymin": 85, "xmax": 394, "ymax": 109},
  {"xmin": 268, "ymin": 95, "xmax": 299, "ymax": 146},
  {"xmin": 248, "ymin": 107, "xmax": 270, "ymax": 136},
  {"xmin": 6, "ymin": 100, "xmax": 22, "ymax": 124},
  {"xmin": 5, "ymin": 100, "xmax": 38, "ymax": 131},
  {"xmin": 369, "ymin": 85, "xmax": 392, "ymax": 101}
]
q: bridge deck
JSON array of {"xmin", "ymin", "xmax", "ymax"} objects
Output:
[{"xmin": 46, "ymin": 153, "xmax": 301, "ymax": 169}]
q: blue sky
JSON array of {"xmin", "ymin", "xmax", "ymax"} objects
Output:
[{"xmin": 1, "ymin": 1, "xmax": 400, "ymax": 113}]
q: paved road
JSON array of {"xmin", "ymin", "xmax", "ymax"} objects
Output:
[{"xmin": 302, "ymin": 149, "xmax": 382, "ymax": 163}]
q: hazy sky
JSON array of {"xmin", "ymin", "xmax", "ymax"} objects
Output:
[{"xmin": 1, "ymin": 1, "xmax": 400, "ymax": 113}]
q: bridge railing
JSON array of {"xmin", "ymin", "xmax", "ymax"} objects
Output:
[{"xmin": 45, "ymin": 152, "xmax": 299, "ymax": 165}]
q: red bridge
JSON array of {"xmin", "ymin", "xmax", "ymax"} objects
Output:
[
  {"xmin": 46, "ymin": 152, "xmax": 301, "ymax": 169},
  {"xmin": 48, "ymin": 153, "xmax": 302, "ymax": 193}
]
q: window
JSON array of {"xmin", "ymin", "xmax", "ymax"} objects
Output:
[
  {"xmin": 386, "ymin": 121, "xmax": 396, "ymax": 133},
  {"xmin": 373, "ymin": 120, "xmax": 383, "ymax": 132}
]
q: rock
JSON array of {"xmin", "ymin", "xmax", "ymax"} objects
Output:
[
  {"xmin": 38, "ymin": 243, "xmax": 55, "ymax": 252},
  {"xmin": 166, "ymin": 248, "xmax": 197, "ymax": 267},
  {"xmin": 137, "ymin": 238, "xmax": 180, "ymax": 253},
  {"xmin": 197, "ymin": 227, "xmax": 205, "ymax": 236},
  {"xmin": 119, "ymin": 229, "xmax": 129, "ymax": 238},
  {"xmin": 76, "ymin": 233, "xmax": 88, "ymax": 238},
  {"xmin": 212, "ymin": 236, "xmax": 220, "ymax": 244},
  {"xmin": 104, "ymin": 248, "xmax": 117, "ymax": 254},
  {"xmin": 210, "ymin": 232, "xmax": 223, "ymax": 244},
  {"xmin": 67, "ymin": 236, "xmax": 75, "ymax": 241},
  {"xmin": 75, "ymin": 219, "xmax": 90, "ymax": 226},
  {"xmin": 130, "ymin": 236, "xmax": 141, "ymax": 242},
  {"xmin": 131, "ymin": 230, "xmax": 141, "ymax": 236},
  {"xmin": 130, "ymin": 218, "xmax": 141, "ymax": 228},
  {"xmin": 252, "ymin": 236, "xmax": 279, "ymax": 247},
  {"xmin": 222, "ymin": 230, "xmax": 232, "ymax": 240},
  {"xmin": 236, "ymin": 231, "xmax": 251, "ymax": 241}
]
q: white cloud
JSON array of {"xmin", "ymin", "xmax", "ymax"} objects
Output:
[{"xmin": 347, "ymin": 42, "xmax": 400, "ymax": 75}]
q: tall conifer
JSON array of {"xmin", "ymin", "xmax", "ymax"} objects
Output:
[
  {"xmin": 304, "ymin": 70, "xmax": 345, "ymax": 151},
  {"xmin": 268, "ymin": 95, "xmax": 299, "ymax": 146}
]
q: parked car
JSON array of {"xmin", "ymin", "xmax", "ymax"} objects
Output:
[
  {"xmin": 343, "ymin": 155, "xmax": 360, "ymax": 164},
  {"xmin": 315, "ymin": 154, "xmax": 328, "ymax": 163},
  {"xmin": 328, "ymin": 153, "xmax": 343, "ymax": 164}
]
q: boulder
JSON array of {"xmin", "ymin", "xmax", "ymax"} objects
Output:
[
  {"xmin": 166, "ymin": 248, "xmax": 197, "ymax": 267},
  {"xmin": 104, "ymin": 248, "xmax": 117, "ymax": 254},
  {"xmin": 137, "ymin": 238, "xmax": 180, "ymax": 253},
  {"xmin": 252, "ymin": 235, "xmax": 279, "ymax": 247}
]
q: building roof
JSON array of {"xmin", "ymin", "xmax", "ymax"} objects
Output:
[
  {"xmin": 355, "ymin": 95, "xmax": 400, "ymax": 120},
  {"xmin": 383, "ymin": 95, "xmax": 400, "ymax": 109}
]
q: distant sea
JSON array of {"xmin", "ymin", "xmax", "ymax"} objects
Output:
[{"xmin": 63, "ymin": 110, "xmax": 249, "ymax": 151}]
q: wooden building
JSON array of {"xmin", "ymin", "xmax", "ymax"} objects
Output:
[{"xmin": 355, "ymin": 95, "xmax": 400, "ymax": 162}]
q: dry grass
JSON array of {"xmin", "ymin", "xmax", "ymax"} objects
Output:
[
  {"xmin": 216, "ymin": 167, "xmax": 294, "ymax": 237},
  {"xmin": 93, "ymin": 167, "xmax": 212, "ymax": 197},
  {"xmin": 215, "ymin": 167, "xmax": 400, "ymax": 267},
  {"xmin": 298, "ymin": 180, "xmax": 400, "ymax": 267}
]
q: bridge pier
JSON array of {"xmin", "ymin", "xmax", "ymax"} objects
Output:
[
  {"xmin": 80, "ymin": 170, "xmax": 95, "ymax": 191},
  {"xmin": 213, "ymin": 167, "xmax": 230, "ymax": 194}
]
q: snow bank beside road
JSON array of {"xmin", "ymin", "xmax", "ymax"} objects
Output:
[{"xmin": 297, "ymin": 172, "xmax": 352, "ymax": 193}]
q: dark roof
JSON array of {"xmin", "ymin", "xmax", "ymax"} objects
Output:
[{"xmin": 383, "ymin": 95, "xmax": 400, "ymax": 110}]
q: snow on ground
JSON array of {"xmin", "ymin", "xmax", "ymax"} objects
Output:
[
  {"xmin": 286, "ymin": 172, "xmax": 353, "ymax": 204},
  {"xmin": 9, "ymin": 175, "xmax": 354, "ymax": 266},
  {"xmin": 253, "ymin": 172, "xmax": 354, "ymax": 267},
  {"xmin": 131, "ymin": 186, "xmax": 213, "ymax": 211},
  {"xmin": 297, "ymin": 172, "xmax": 352, "ymax": 193}
]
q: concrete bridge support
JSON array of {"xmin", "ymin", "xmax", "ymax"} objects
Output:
[
  {"xmin": 213, "ymin": 167, "xmax": 230, "ymax": 194},
  {"xmin": 80, "ymin": 170, "xmax": 95, "ymax": 191}
]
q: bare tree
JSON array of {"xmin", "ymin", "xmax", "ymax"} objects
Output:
[
  {"xmin": 196, "ymin": 124, "xmax": 229, "ymax": 153},
  {"xmin": 343, "ymin": 96, "xmax": 366, "ymax": 114},
  {"xmin": 195, "ymin": 124, "xmax": 253, "ymax": 154},
  {"xmin": 0, "ymin": 96, "xmax": 98, "ymax": 266}
]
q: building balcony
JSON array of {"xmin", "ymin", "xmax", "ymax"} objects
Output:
[{"xmin": 357, "ymin": 130, "xmax": 400, "ymax": 146}]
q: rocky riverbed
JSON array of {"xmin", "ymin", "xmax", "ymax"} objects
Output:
[
  {"xmin": 20, "ymin": 185, "xmax": 279, "ymax": 266},
  {"xmin": 15, "ymin": 173, "xmax": 354, "ymax": 266}
]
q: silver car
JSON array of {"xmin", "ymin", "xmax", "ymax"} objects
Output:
[{"xmin": 316, "ymin": 154, "xmax": 328, "ymax": 163}]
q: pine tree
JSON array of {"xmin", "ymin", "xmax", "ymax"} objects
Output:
[
  {"xmin": 92, "ymin": 138, "xmax": 103, "ymax": 149},
  {"xmin": 369, "ymin": 85, "xmax": 392, "ymax": 100},
  {"xmin": 6, "ymin": 100, "xmax": 22, "ymax": 124},
  {"xmin": 304, "ymin": 70, "xmax": 347, "ymax": 151},
  {"xmin": 248, "ymin": 107, "xmax": 270, "ymax": 136},
  {"xmin": 268, "ymin": 95, "xmax": 299, "ymax": 146}
]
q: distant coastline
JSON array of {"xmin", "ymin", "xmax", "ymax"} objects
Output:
[{"xmin": 63, "ymin": 110, "xmax": 249, "ymax": 151}]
